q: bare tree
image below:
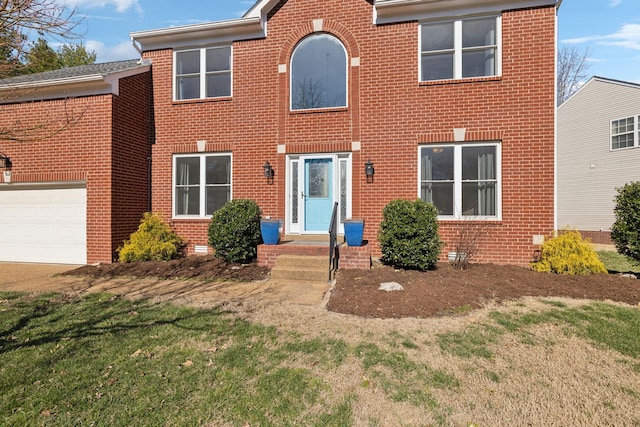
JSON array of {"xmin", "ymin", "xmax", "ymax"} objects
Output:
[
  {"xmin": 557, "ymin": 44, "xmax": 592, "ymax": 105},
  {"xmin": 0, "ymin": 1, "xmax": 84, "ymax": 142},
  {"xmin": 0, "ymin": 0, "xmax": 82, "ymax": 56}
]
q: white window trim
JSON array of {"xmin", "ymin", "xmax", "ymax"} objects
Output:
[
  {"xmin": 173, "ymin": 45, "xmax": 233, "ymax": 101},
  {"xmin": 417, "ymin": 142, "xmax": 502, "ymax": 220},
  {"xmin": 172, "ymin": 152, "xmax": 233, "ymax": 219},
  {"xmin": 418, "ymin": 15, "xmax": 502, "ymax": 82},
  {"xmin": 610, "ymin": 115, "xmax": 639, "ymax": 151},
  {"xmin": 290, "ymin": 33, "xmax": 349, "ymax": 112}
]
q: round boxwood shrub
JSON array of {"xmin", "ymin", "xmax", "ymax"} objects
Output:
[
  {"xmin": 208, "ymin": 199, "xmax": 262, "ymax": 264},
  {"xmin": 531, "ymin": 229, "xmax": 607, "ymax": 275},
  {"xmin": 611, "ymin": 181, "xmax": 640, "ymax": 263},
  {"xmin": 118, "ymin": 212, "xmax": 185, "ymax": 262},
  {"xmin": 378, "ymin": 199, "xmax": 444, "ymax": 271}
]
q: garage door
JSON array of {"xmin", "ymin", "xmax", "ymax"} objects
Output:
[{"xmin": 0, "ymin": 185, "xmax": 87, "ymax": 264}]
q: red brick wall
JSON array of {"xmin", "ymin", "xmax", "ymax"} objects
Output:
[
  {"xmin": 144, "ymin": 0, "xmax": 556, "ymax": 266},
  {"xmin": 0, "ymin": 71, "xmax": 151, "ymax": 264},
  {"xmin": 111, "ymin": 72, "xmax": 153, "ymax": 258}
]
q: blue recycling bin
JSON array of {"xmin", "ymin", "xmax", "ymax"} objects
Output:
[
  {"xmin": 260, "ymin": 219, "xmax": 280, "ymax": 245},
  {"xmin": 343, "ymin": 219, "xmax": 364, "ymax": 246}
]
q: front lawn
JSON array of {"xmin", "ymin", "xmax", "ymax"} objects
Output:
[{"xmin": 1, "ymin": 291, "xmax": 639, "ymax": 425}]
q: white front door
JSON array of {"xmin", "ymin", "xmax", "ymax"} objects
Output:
[{"xmin": 287, "ymin": 153, "xmax": 351, "ymax": 235}]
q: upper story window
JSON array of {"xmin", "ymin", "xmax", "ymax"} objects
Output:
[
  {"xmin": 611, "ymin": 115, "xmax": 639, "ymax": 150},
  {"xmin": 420, "ymin": 16, "xmax": 500, "ymax": 82},
  {"xmin": 174, "ymin": 153, "xmax": 231, "ymax": 218},
  {"xmin": 291, "ymin": 33, "xmax": 347, "ymax": 110},
  {"xmin": 419, "ymin": 143, "xmax": 501, "ymax": 219},
  {"xmin": 174, "ymin": 46, "xmax": 231, "ymax": 101}
]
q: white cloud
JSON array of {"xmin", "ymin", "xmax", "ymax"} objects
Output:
[
  {"xmin": 600, "ymin": 23, "xmax": 640, "ymax": 50},
  {"xmin": 562, "ymin": 23, "xmax": 640, "ymax": 51},
  {"xmin": 64, "ymin": 0, "xmax": 142, "ymax": 14},
  {"xmin": 86, "ymin": 39, "xmax": 139, "ymax": 62},
  {"xmin": 609, "ymin": 0, "xmax": 622, "ymax": 6}
]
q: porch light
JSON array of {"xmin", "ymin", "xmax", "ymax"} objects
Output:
[
  {"xmin": 0, "ymin": 152, "xmax": 11, "ymax": 170},
  {"xmin": 263, "ymin": 161, "xmax": 274, "ymax": 184},
  {"xmin": 0, "ymin": 152, "xmax": 12, "ymax": 183},
  {"xmin": 364, "ymin": 159, "xmax": 374, "ymax": 183}
]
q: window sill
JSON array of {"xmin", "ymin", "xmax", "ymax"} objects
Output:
[
  {"xmin": 437, "ymin": 217, "xmax": 502, "ymax": 222},
  {"xmin": 289, "ymin": 106, "xmax": 348, "ymax": 115},
  {"xmin": 172, "ymin": 216, "xmax": 212, "ymax": 222},
  {"xmin": 420, "ymin": 75, "xmax": 502, "ymax": 87},
  {"xmin": 172, "ymin": 96, "xmax": 232, "ymax": 106}
]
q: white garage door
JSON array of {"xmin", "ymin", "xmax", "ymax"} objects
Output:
[{"xmin": 0, "ymin": 185, "xmax": 87, "ymax": 264}]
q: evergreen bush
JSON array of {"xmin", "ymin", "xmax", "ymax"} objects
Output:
[
  {"xmin": 118, "ymin": 212, "xmax": 184, "ymax": 262},
  {"xmin": 531, "ymin": 229, "xmax": 607, "ymax": 275},
  {"xmin": 378, "ymin": 199, "xmax": 444, "ymax": 271},
  {"xmin": 611, "ymin": 181, "xmax": 640, "ymax": 263},
  {"xmin": 208, "ymin": 199, "xmax": 262, "ymax": 264}
]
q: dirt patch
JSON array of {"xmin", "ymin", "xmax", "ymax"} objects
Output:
[{"xmin": 62, "ymin": 256, "xmax": 640, "ymax": 318}]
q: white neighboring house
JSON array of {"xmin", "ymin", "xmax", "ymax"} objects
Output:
[{"xmin": 557, "ymin": 76, "xmax": 640, "ymax": 245}]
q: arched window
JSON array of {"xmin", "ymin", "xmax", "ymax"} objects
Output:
[{"xmin": 291, "ymin": 33, "xmax": 347, "ymax": 110}]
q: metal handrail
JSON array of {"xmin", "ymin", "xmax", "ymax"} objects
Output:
[{"xmin": 328, "ymin": 202, "xmax": 339, "ymax": 281}]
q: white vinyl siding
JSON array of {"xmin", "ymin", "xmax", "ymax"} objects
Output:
[{"xmin": 558, "ymin": 78, "xmax": 640, "ymax": 232}]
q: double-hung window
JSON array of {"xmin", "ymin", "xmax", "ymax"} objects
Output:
[
  {"xmin": 174, "ymin": 153, "xmax": 231, "ymax": 217},
  {"xmin": 420, "ymin": 16, "xmax": 500, "ymax": 81},
  {"xmin": 174, "ymin": 46, "xmax": 231, "ymax": 100},
  {"xmin": 420, "ymin": 143, "xmax": 500, "ymax": 218},
  {"xmin": 611, "ymin": 115, "xmax": 639, "ymax": 150}
]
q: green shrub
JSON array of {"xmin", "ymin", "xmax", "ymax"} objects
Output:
[
  {"xmin": 531, "ymin": 229, "xmax": 607, "ymax": 275},
  {"xmin": 118, "ymin": 212, "xmax": 184, "ymax": 262},
  {"xmin": 611, "ymin": 181, "xmax": 640, "ymax": 263},
  {"xmin": 208, "ymin": 199, "xmax": 262, "ymax": 264},
  {"xmin": 378, "ymin": 199, "xmax": 444, "ymax": 271}
]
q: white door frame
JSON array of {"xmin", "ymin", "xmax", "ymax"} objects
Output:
[{"xmin": 285, "ymin": 153, "xmax": 352, "ymax": 235}]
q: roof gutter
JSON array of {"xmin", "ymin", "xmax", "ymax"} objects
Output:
[
  {"xmin": 374, "ymin": 0, "xmax": 558, "ymax": 23},
  {"xmin": 130, "ymin": 16, "xmax": 265, "ymax": 52}
]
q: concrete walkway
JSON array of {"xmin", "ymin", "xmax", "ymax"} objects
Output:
[{"xmin": 0, "ymin": 262, "xmax": 332, "ymax": 307}]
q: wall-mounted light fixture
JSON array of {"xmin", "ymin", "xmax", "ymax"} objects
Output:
[
  {"xmin": 364, "ymin": 159, "xmax": 374, "ymax": 183},
  {"xmin": 0, "ymin": 152, "xmax": 12, "ymax": 183},
  {"xmin": 263, "ymin": 161, "xmax": 274, "ymax": 185}
]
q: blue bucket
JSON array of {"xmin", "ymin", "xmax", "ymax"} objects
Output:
[
  {"xmin": 260, "ymin": 220, "xmax": 280, "ymax": 245},
  {"xmin": 344, "ymin": 219, "xmax": 364, "ymax": 246}
]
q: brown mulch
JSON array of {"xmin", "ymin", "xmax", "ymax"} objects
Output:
[
  {"xmin": 61, "ymin": 255, "xmax": 270, "ymax": 282},
  {"xmin": 63, "ymin": 256, "xmax": 640, "ymax": 319},
  {"xmin": 327, "ymin": 263, "xmax": 640, "ymax": 318}
]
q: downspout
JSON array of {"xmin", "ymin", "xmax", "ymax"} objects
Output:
[
  {"xmin": 554, "ymin": 0, "xmax": 560, "ymax": 234},
  {"xmin": 131, "ymin": 37, "xmax": 144, "ymax": 63}
]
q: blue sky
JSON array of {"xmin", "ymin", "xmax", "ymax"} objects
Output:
[{"xmin": 65, "ymin": 0, "xmax": 640, "ymax": 83}]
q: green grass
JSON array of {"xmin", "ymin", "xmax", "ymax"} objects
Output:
[
  {"xmin": 0, "ymin": 291, "xmax": 462, "ymax": 426},
  {"xmin": 0, "ymin": 292, "xmax": 349, "ymax": 426},
  {"xmin": 2, "ymin": 291, "xmax": 639, "ymax": 426},
  {"xmin": 597, "ymin": 250, "xmax": 640, "ymax": 273}
]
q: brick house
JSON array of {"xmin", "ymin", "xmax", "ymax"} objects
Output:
[
  {"xmin": 0, "ymin": 0, "xmax": 557, "ymax": 267},
  {"xmin": 131, "ymin": 0, "xmax": 557, "ymax": 267},
  {"xmin": 0, "ymin": 61, "xmax": 152, "ymax": 264}
]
